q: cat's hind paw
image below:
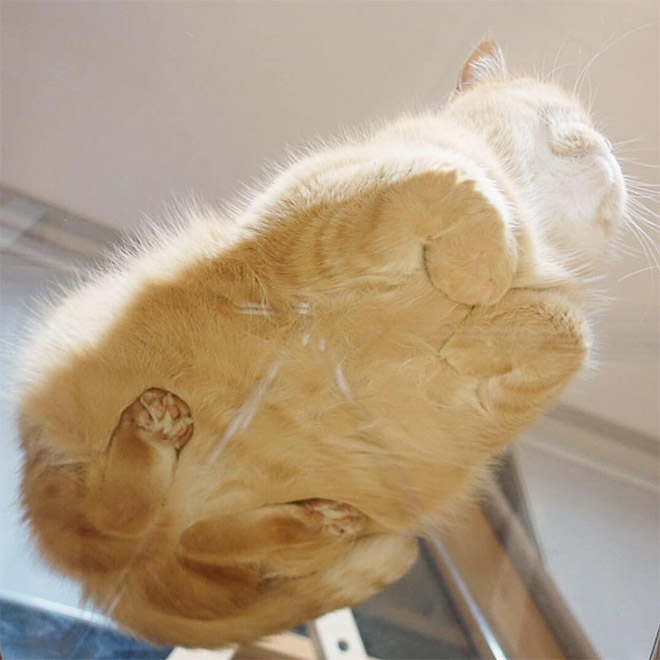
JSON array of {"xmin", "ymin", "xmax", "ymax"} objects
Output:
[
  {"xmin": 439, "ymin": 289, "xmax": 587, "ymax": 380},
  {"xmin": 129, "ymin": 388, "xmax": 194, "ymax": 450},
  {"xmin": 90, "ymin": 388, "xmax": 193, "ymax": 537},
  {"xmin": 301, "ymin": 499, "xmax": 365, "ymax": 536}
]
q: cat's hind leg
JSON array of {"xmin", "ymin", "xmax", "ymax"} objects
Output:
[
  {"xmin": 177, "ymin": 499, "xmax": 372, "ymax": 578},
  {"xmin": 90, "ymin": 388, "xmax": 193, "ymax": 537}
]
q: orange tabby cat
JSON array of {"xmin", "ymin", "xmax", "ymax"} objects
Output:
[{"xmin": 17, "ymin": 38, "xmax": 626, "ymax": 647}]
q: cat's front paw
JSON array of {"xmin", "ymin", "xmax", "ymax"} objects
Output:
[
  {"xmin": 422, "ymin": 175, "xmax": 517, "ymax": 306},
  {"xmin": 127, "ymin": 388, "xmax": 194, "ymax": 450}
]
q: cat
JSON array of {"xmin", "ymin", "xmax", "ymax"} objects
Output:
[{"xmin": 17, "ymin": 37, "xmax": 627, "ymax": 647}]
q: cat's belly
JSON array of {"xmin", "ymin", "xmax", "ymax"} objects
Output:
[{"xmin": 168, "ymin": 278, "xmax": 481, "ymax": 531}]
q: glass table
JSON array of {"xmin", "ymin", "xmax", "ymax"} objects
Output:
[{"xmin": 1, "ymin": 186, "xmax": 658, "ymax": 659}]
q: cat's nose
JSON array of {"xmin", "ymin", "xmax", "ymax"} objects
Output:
[{"xmin": 550, "ymin": 124, "xmax": 602, "ymax": 157}]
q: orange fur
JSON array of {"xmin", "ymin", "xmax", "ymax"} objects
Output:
[{"xmin": 17, "ymin": 39, "xmax": 626, "ymax": 647}]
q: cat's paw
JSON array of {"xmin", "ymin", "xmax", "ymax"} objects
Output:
[
  {"xmin": 439, "ymin": 289, "xmax": 588, "ymax": 379},
  {"xmin": 125, "ymin": 388, "xmax": 194, "ymax": 450},
  {"xmin": 301, "ymin": 499, "xmax": 365, "ymax": 536},
  {"xmin": 421, "ymin": 174, "xmax": 517, "ymax": 306}
]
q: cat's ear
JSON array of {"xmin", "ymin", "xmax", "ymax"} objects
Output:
[{"xmin": 457, "ymin": 37, "xmax": 507, "ymax": 91}]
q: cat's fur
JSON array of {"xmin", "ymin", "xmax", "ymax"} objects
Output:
[{"xmin": 17, "ymin": 39, "xmax": 626, "ymax": 647}]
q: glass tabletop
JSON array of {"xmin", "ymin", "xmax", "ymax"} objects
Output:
[{"xmin": 1, "ymin": 186, "xmax": 658, "ymax": 660}]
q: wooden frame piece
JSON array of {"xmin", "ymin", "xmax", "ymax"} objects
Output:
[
  {"xmin": 424, "ymin": 465, "xmax": 602, "ymax": 660},
  {"xmin": 425, "ymin": 502, "xmax": 565, "ymax": 660},
  {"xmin": 167, "ymin": 609, "xmax": 371, "ymax": 660},
  {"xmin": 306, "ymin": 608, "xmax": 368, "ymax": 660},
  {"xmin": 167, "ymin": 633, "xmax": 313, "ymax": 660}
]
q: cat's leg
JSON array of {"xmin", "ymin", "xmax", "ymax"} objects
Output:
[
  {"xmin": 177, "ymin": 499, "xmax": 372, "ymax": 577},
  {"xmin": 90, "ymin": 388, "xmax": 193, "ymax": 537},
  {"xmin": 133, "ymin": 501, "xmax": 363, "ymax": 623},
  {"xmin": 379, "ymin": 163, "xmax": 518, "ymax": 306},
  {"xmin": 134, "ymin": 533, "xmax": 418, "ymax": 629},
  {"xmin": 265, "ymin": 147, "xmax": 517, "ymax": 306},
  {"xmin": 439, "ymin": 288, "xmax": 589, "ymax": 438}
]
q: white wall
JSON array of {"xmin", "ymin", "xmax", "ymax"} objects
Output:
[
  {"xmin": 516, "ymin": 429, "xmax": 659, "ymax": 660},
  {"xmin": 2, "ymin": 2, "xmax": 658, "ymax": 228},
  {"xmin": 3, "ymin": 2, "xmax": 658, "ymax": 438}
]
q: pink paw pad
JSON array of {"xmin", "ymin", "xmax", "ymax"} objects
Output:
[
  {"xmin": 134, "ymin": 388, "xmax": 194, "ymax": 448},
  {"xmin": 302, "ymin": 498, "xmax": 364, "ymax": 536}
]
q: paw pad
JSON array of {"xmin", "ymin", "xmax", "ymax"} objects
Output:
[
  {"xmin": 302, "ymin": 498, "xmax": 364, "ymax": 536},
  {"xmin": 129, "ymin": 388, "xmax": 194, "ymax": 449}
]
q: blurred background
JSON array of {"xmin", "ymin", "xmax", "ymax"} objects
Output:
[{"xmin": 1, "ymin": 2, "xmax": 658, "ymax": 659}]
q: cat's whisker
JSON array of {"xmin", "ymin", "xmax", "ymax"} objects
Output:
[
  {"xmin": 613, "ymin": 243, "xmax": 644, "ymax": 260},
  {"xmin": 628, "ymin": 192, "xmax": 660, "ymax": 204},
  {"xmin": 633, "ymin": 220, "xmax": 660, "ymax": 238},
  {"xmin": 625, "ymin": 216, "xmax": 660, "ymax": 277},
  {"xmin": 612, "ymin": 138, "xmax": 647, "ymax": 149},
  {"xmin": 625, "ymin": 235, "xmax": 655, "ymax": 283},
  {"xmin": 626, "ymin": 185, "xmax": 660, "ymax": 199},
  {"xmin": 585, "ymin": 78, "xmax": 598, "ymax": 115},
  {"xmin": 614, "ymin": 146, "xmax": 660, "ymax": 156},
  {"xmin": 624, "ymin": 173, "xmax": 660, "ymax": 186},
  {"xmin": 626, "ymin": 204, "xmax": 660, "ymax": 222},
  {"xmin": 626, "ymin": 195, "xmax": 660, "ymax": 225},
  {"xmin": 544, "ymin": 32, "xmax": 572, "ymax": 83},
  {"xmin": 624, "ymin": 179, "xmax": 660, "ymax": 209},
  {"xmin": 637, "ymin": 217, "xmax": 660, "ymax": 232},
  {"xmin": 572, "ymin": 46, "xmax": 584, "ymax": 97},
  {"xmin": 628, "ymin": 200, "xmax": 660, "ymax": 214},
  {"xmin": 618, "ymin": 265, "xmax": 660, "ymax": 282},
  {"xmin": 612, "ymin": 230, "xmax": 645, "ymax": 255},
  {"xmin": 575, "ymin": 37, "xmax": 610, "ymax": 99},
  {"xmin": 626, "ymin": 199, "xmax": 660, "ymax": 225},
  {"xmin": 617, "ymin": 158, "xmax": 660, "ymax": 170},
  {"xmin": 626, "ymin": 188, "xmax": 660, "ymax": 206},
  {"xmin": 628, "ymin": 205, "xmax": 660, "ymax": 228},
  {"xmin": 575, "ymin": 22, "xmax": 657, "ymax": 101},
  {"xmin": 543, "ymin": 62, "xmax": 576, "ymax": 84}
]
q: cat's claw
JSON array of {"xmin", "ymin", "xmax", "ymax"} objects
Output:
[
  {"xmin": 129, "ymin": 388, "xmax": 194, "ymax": 450},
  {"xmin": 302, "ymin": 498, "xmax": 365, "ymax": 536}
]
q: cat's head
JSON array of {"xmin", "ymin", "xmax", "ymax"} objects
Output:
[{"xmin": 446, "ymin": 37, "xmax": 627, "ymax": 276}]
